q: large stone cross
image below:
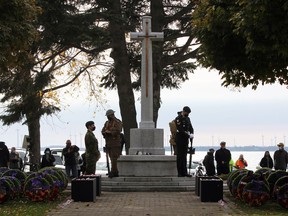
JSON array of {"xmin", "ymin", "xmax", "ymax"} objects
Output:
[{"xmin": 130, "ymin": 16, "xmax": 164, "ymax": 129}]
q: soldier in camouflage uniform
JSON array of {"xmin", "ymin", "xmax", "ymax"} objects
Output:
[
  {"xmin": 84, "ymin": 121, "xmax": 100, "ymax": 175},
  {"xmin": 101, "ymin": 109, "xmax": 122, "ymax": 178}
]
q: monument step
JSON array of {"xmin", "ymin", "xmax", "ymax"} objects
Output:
[
  {"xmin": 102, "ymin": 176, "xmax": 194, "ymax": 183},
  {"xmin": 100, "ymin": 176, "xmax": 228, "ymax": 192},
  {"xmin": 102, "ymin": 185, "xmax": 194, "ymax": 192}
]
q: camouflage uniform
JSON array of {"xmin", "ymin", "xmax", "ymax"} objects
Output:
[
  {"xmin": 101, "ymin": 117, "xmax": 122, "ymax": 177},
  {"xmin": 84, "ymin": 130, "xmax": 100, "ymax": 175}
]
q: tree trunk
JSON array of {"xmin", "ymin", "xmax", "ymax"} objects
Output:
[
  {"xmin": 108, "ymin": 0, "xmax": 138, "ymax": 155},
  {"xmin": 26, "ymin": 115, "xmax": 41, "ymax": 171},
  {"xmin": 151, "ymin": 0, "xmax": 165, "ymax": 127}
]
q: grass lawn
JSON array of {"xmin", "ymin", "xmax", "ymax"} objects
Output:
[{"xmin": 0, "ymin": 191, "xmax": 70, "ymax": 216}]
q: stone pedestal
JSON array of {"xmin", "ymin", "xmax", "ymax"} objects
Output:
[
  {"xmin": 118, "ymin": 155, "xmax": 177, "ymax": 177},
  {"xmin": 129, "ymin": 128, "xmax": 165, "ymax": 155}
]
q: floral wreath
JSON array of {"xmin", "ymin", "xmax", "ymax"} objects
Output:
[
  {"xmin": 0, "ymin": 176, "xmax": 21, "ymax": 199},
  {"xmin": 277, "ymin": 183, "xmax": 288, "ymax": 209},
  {"xmin": 2, "ymin": 169, "xmax": 27, "ymax": 190},
  {"xmin": 24, "ymin": 176, "xmax": 51, "ymax": 202},
  {"xmin": 39, "ymin": 167, "xmax": 68, "ymax": 191},
  {"xmin": 242, "ymin": 180, "xmax": 270, "ymax": 206},
  {"xmin": 0, "ymin": 177, "xmax": 13, "ymax": 204},
  {"xmin": 227, "ymin": 169, "xmax": 248, "ymax": 193},
  {"xmin": 267, "ymin": 170, "xmax": 288, "ymax": 196},
  {"xmin": 273, "ymin": 176, "xmax": 288, "ymax": 199}
]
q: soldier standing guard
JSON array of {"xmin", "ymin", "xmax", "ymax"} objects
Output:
[
  {"xmin": 175, "ymin": 106, "xmax": 194, "ymax": 177},
  {"xmin": 102, "ymin": 109, "xmax": 122, "ymax": 178},
  {"xmin": 84, "ymin": 121, "xmax": 101, "ymax": 175}
]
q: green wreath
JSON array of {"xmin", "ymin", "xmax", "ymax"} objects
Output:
[
  {"xmin": 242, "ymin": 180, "xmax": 270, "ymax": 207},
  {"xmin": 2, "ymin": 169, "xmax": 27, "ymax": 190},
  {"xmin": 277, "ymin": 183, "xmax": 288, "ymax": 209},
  {"xmin": 267, "ymin": 170, "xmax": 288, "ymax": 197},
  {"xmin": 39, "ymin": 167, "xmax": 68, "ymax": 191},
  {"xmin": 0, "ymin": 177, "xmax": 13, "ymax": 204},
  {"xmin": 1, "ymin": 176, "xmax": 21, "ymax": 199},
  {"xmin": 24, "ymin": 177, "xmax": 51, "ymax": 202},
  {"xmin": 273, "ymin": 176, "xmax": 288, "ymax": 200}
]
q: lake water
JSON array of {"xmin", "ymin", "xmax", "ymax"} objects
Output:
[{"xmin": 93, "ymin": 150, "xmax": 273, "ymax": 172}]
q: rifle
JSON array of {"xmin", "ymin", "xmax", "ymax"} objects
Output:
[
  {"xmin": 103, "ymin": 147, "xmax": 110, "ymax": 175},
  {"xmin": 188, "ymin": 138, "xmax": 195, "ymax": 175}
]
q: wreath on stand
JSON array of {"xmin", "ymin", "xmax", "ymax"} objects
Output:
[
  {"xmin": 2, "ymin": 169, "xmax": 27, "ymax": 190},
  {"xmin": 0, "ymin": 177, "xmax": 13, "ymax": 204},
  {"xmin": 267, "ymin": 170, "xmax": 288, "ymax": 198},
  {"xmin": 277, "ymin": 183, "xmax": 288, "ymax": 209},
  {"xmin": 273, "ymin": 176, "xmax": 288, "ymax": 199},
  {"xmin": 242, "ymin": 180, "xmax": 270, "ymax": 206},
  {"xmin": 39, "ymin": 167, "xmax": 68, "ymax": 192},
  {"xmin": 0, "ymin": 176, "xmax": 21, "ymax": 199},
  {"xmin": 24, "ymin": 176, "xmax": 51, "ymax": 201}
]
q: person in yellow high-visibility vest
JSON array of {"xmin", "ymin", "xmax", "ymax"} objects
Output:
[{"xmin": 229, "ymin": 158, "xmax": 234, "ymax": 172}]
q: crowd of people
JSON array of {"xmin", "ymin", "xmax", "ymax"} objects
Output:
[
  {"xmin": 202, "ymin": 141, "xmax": 288, "ymax": 176},
  {"xmin": 0, "ymin": 108, "xmax": 123, "ymax": 181}
]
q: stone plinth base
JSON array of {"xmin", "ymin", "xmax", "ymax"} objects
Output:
[
  {"xmin": 118, "ymin": 155, "xmax": 177, "ymax": 177},
  {"xmin": 129, "ymin": 128, "xmax": 165, "ymax": 155}
]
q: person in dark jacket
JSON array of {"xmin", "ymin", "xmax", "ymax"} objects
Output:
[
  {"xmin": 62, "ymin": 140, "xmax": 80, "ymax": 179},
  {"xmin": 0, "ymin": 141, "xmax": 9, "ymax": 168},
  {"xmin": 175, "ymin": 106, "xmax": 194, "ymax": 177},
  {"xmin": 41, "ymin": 148, "xmax": 55, "ymax": 168},
  {"xmin": 273, "ymin": 143, "xmax": 288, "ymax": 171},
  {"xmin": 203, "ymin": 148, "xmax": 216, "ymax": 176},
  {"xmin": 259, "ymin": 151, "xmax": 273, "ymax": 169},
  {"xmin": 215, "ymin": 141, "xmax": 231, "ymax": 175}
]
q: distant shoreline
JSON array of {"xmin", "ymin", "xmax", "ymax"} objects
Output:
[
  {"xmin": 165, "ymin": 145, "xmax": 279, "ymax": 152},
  {"xmin": 45, "ymin": 145, "xmax": 281, "ymax": 152}
]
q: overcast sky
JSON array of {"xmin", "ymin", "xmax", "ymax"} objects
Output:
[{"xmin": 1, "ymin": 68, "xmax": 288, "ymax": 149}]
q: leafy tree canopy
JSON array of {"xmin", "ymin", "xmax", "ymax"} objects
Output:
[
  {"xmin": 192, "ymin": 0, "xmax": 288, "ymax": 89},
  {"xmin": 0, "ymin": 0, "xmax": 39, "ymax": 73}
]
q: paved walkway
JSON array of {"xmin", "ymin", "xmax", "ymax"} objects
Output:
[{"xmin": 47, "ymin": 191, "xmax": 244, "ymax": 216}]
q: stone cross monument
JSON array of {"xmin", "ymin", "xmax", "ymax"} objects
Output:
[
  {"xmin": 129, "ymin": 16, "xmax": 164, "ymax": 155},
  {"xmin": 118, "ymin": 16, "xmax": 177, "ymax": 177},
  {"xmin": 130, "ymin": 16, "xmax": 163, "ymax": 129}
]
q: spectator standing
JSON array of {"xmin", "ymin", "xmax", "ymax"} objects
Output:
[
  {"xmin": 235, "ymin": 154, "xmax": 248, "ymax": 169},
  {"xmin": 0, "ymin": 141, "xmax": 9, "ymax": 168},
  {"xmin": 203, "ymin": 148, "xmax": 216, "ymax": 176},
  {"xmin": 62, "ymin": 140, "xmax": 79, "ymax": 179},
  {"xmin": 9, "ymin": 147, "xmax": 20, "ymax": 169},
  {"xmin": 85, "ymin": 121, "xmax": 100, "ymax": 175},
  {"xmin": 101, "ymin": 109, "xmax": 122, "ymax": 178},
  {"xmin": 274, "ymin": 142, "xmax": 288, "ymax": 171},
  {"xmin": 260, "ymin": 151, "xmax": 273, "ymax": 169},
  {"xmin": 41, "ymin": 148, "xmax": 55, "ymax": 168},
  {"xmin": 215, "ymin": 141, "xmax": 231, "ymax": 175},
  {"xmin": 175, "ymin": 106, "xmax": 194, "ymax": 177}
]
